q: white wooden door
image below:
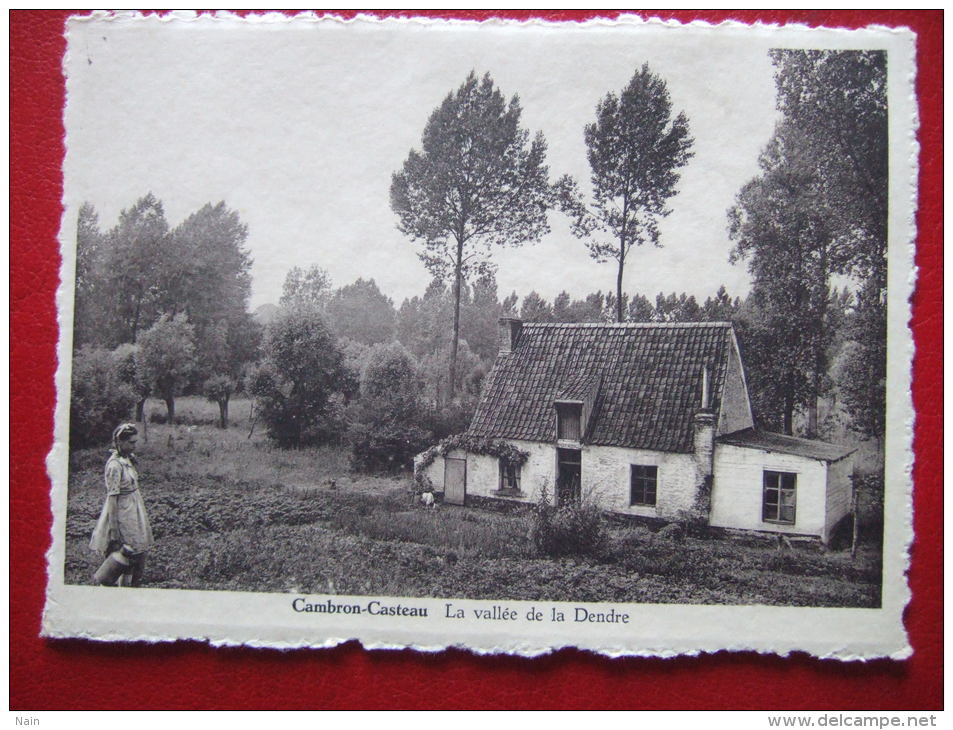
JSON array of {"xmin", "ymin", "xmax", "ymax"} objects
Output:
[{"xmin": 444, "ymin": 457, "xmax": 467, "ymax": 506}]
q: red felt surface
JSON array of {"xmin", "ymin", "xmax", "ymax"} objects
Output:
[{"xmin": 10, "ymin": 9, "xmax": 942, "ymax": 710}]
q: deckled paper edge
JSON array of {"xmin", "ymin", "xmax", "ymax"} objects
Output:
[{"xmin": 43, "ymin": 11, "xmax": 919, "ymax": 661}]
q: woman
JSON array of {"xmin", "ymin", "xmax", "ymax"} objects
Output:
[{"xmin": 90, "ymin": 422, "xmax": 154, "ymax": 586}]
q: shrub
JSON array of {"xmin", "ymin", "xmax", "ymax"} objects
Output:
[
  {"xmin": 252, "ymin": 309, "xmax": 349, "ymax": 448},
  {"xmin": 69, "ymin": 347, "xmax": 137, "ymax": 448},
  {"xmin": 137, "ymin": 313, "xmax": 196, "ymax": 424},
  {"xmin": 528, "ymin": 488, "xmax": 609, "ymax": 558},
  {"xmin": 348, "ymin": 343, "xmax": 432, "ymax": 473}
]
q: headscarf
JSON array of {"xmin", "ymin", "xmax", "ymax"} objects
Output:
[{"xmin": 112, "ymin": 422, "xmax": 139, "ymax": 463}]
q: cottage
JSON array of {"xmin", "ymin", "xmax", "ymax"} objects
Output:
[{"xmin": 416, "ymin": 317, "xmax": 856, "ymax": 545}]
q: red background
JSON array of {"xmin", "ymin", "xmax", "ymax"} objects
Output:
[{"xmin": 10, "ymin": 9, "xmax": 942, "ymax": 710}]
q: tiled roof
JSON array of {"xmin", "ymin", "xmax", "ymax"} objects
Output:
[
  {"xmin": 468, "ymin": 322, "xmax": 733, "ymax": 453},
  {"xmin": 556, "ymin": 372, "xmax": 602, "ymax": 402},
  {"xmin": 716, "ymin": 428, "xmax": 855, "ymax": 462}
]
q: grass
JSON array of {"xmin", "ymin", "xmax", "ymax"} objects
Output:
[{"xmin": 64, "ymin": 397, "xmax": 882, "ymax": 607}]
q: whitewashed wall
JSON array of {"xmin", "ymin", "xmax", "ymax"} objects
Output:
[
  {"xmin": 417, "ymin": 440, "xmax": 698, "ymax": 518},
  {"xmin": 824, "ymin": 456, "xmax": 854, "ymax": 542},
  {"xmin": 709, "ymin": 443, "xmax": 829, "ymax": 540},
  {"xmin": 580, "ymin": 445, "xmax": 697, "ymax": 519}
]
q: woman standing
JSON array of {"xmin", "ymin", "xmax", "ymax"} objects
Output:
[{"xmin": 90, "ymin": 422, "xmax": 154, "ymax": 586}]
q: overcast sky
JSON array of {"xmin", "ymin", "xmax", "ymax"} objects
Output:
[{"xmin": 65, "ymin": 15, "xmax": 786, "ymax": 309}]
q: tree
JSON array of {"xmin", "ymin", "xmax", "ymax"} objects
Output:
[
  {"xmin": 395, "ymin": 277, "xmax": 454, "ymax": 361},
  {"xmin": 253, "ymin": 308, "xmax": 348, "ymax": 448},
  {"xmin": 100, "ymin": 193, "xmax": 170, "ymax": 345},
  {"xmin": 460, "ymin": 272, "xmax": 502, "ymax": 362},
  {"xmin": 770, "ymin": 49, "xmax": 888, "ymax": 443},
  {"xmin": 69, "ymin": 347, "xmax": 137, "ymax": 449},
  {"xmin": 391, "ymin": 71, "xmax": 555, "ymax": 398},
  {"xmin": 137, "ymin": 313, "xmax": 196, "ymax": 424},
  {"xmin": 701, "ymin": 285, "xmax": 739, "ymax": 322},
  {"xmin": 520, "ymin": 291, "xmax": 554, "ymax": 322},
  {"xmin": 112, "ymin": 342, "xmax": 150, "ymax": 422},
  {"xmin": 280, "ymin": 264, "xmax": 332, "ymax": 310},
  {"xmin": 348, "ymin": 343, "xmax": 432, "ymax": 473},
  {"xmin": 166, "ymin": 202, "xmax": 255, "ymax": 383},
  {"xmin": 771, "ymin": 50, "xmax": 887, "ymax": 287},
  {"xmin": 325, "ymin": 278, "xmax": 396, "ymax": 345},
  {"xmin": 728, "ymin": 124, "xmax": 835, "ymax": 435},
  {"xmin": 73, "ymin": 203, "xmax": 106, "ymax": 350},
  {"xmin": 204, "ymin": 374, "xmax": 235, "ymax": 429},
  {"xmin": 627, "ymin": 293, "xmax": 655, "ymax": 322},
  {"xmin": 560, "ymin": 64, "xmax": 694, "ymax": 322}
]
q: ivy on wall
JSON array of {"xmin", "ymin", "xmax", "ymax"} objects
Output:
[{"xmin": 415, "ymin": 433, "xmax": 529, "ymax": 478}]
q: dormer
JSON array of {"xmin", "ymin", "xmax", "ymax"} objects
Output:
[{"xmin": 554, "ymin": 372, "xmax": 602, "ymax": 444}]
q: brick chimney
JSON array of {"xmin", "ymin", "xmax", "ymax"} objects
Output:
[{"xmin": 498, "ymin": 316, "xmax": 523, "ymax": 354}]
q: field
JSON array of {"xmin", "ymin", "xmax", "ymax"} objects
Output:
[{"xmin": 63, "ymin": 397, "xmax": 882, "ymax": 607}]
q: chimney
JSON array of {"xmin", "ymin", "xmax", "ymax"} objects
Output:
[
  {"xmin": 498, "ymin": 316, "xmax": 523, "ymax": 354},
  {"xmin": 701, "ymin": 366, "xmax": 710, "ymax": 410},
  {"xmin": 691, "ymin": 366, "xmax": 716, "ymax": 518}
]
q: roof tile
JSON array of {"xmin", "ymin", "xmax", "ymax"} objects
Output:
[{"xmin": 468, "ymin": 322, "xmax": 733, "ymax": 453}]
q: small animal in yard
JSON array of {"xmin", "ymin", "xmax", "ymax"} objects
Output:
[
  {"xmin": 445, "ymin": 551, "xmax": 458, "ymax": 566},
  {"xmin": 325, "ymin": 478, "xmax": 337, "ymax": 490},
  {"xmin": 420, "ymin": 491, "xmax": 436, "ymax": 509}
]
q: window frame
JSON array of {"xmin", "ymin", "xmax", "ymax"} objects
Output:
[
  {"xmin": 629, "ymin": 464, "xmax": 658, "ymax": 507},
  {"xmin": 556, "ymin": 402, "xmax": 583, "ymax": 441},
  {"xmin": 498, "ymin": 459, "xmax": 522, "ymax": 493},
  {"xmin": 762, "ymin": 470, "xmax": 797, "ymax": 525}
]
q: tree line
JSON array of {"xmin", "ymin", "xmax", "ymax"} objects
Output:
[
  {"xmin": 69, "ymin": 49, "xmax": 887, "ymax": 466},
  {"xmin": 389, "ymin": 52, "xmax": 886, "ymax": 447},
  {"xmin": 70, "ymin": 196, "xmax": 259, "ymax": 445}
]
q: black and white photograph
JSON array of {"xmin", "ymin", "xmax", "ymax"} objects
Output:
[{"xmin": 45, "ymin": 13, "xmax": 915, "ymax": 657}]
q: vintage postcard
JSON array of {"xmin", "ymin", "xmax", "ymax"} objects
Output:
[{"xmin": 44, "ymin": 12, "xmax": 917, "ymax": 658}]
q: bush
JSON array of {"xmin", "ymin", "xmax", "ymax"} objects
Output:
[
  {"xmin": 69, "ymin": 347, "xmax": 137, "ymax": 448},
  {"xmin": 251, "ymin": 309, "xmax": 349, "ymax": 448},
  {"xmin": 348, "ymin": 343, "xmax": 432, "ymax": 473},
  {"xmin": 528, "ymin": 488, "xmax": 609, "ymax": 558}
]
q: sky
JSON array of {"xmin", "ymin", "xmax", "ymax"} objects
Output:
[{"xmin": 64, "ymin": 14, "xmax": 785, "ymax": 310}]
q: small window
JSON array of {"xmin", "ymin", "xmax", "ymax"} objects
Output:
[
  {"xmin": 763, "ymin": 470, "xmax": 797, "ymax": 524},
  {"xmin": 557, "ymin": 403, "xmax": 582, "ymax": 441},
  {"xmin": 499, "ymin": 460, "xmax": 521, "ymax": 492},
  {"xmin": 630, "ymin": 465, "xmax": 658, "ymax": 506}
]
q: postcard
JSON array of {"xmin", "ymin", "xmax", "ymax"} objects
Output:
[{"xmin": 44, "ymin": 12, "xmax": 916, "ymax": 658}]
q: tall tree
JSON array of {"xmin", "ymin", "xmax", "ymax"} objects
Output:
[
  {"xmin": 391, "ymin": 71, "xmax": 555, "ymax": 398},
  {"xmin": 167, "ymin": 202, "xmax": 254, "ymax": 383},
  {"xmin": 560, "ymin": 64, "xmax": 694, "ymax": 322},
  {"xmin": 101, "ymin": 193, "xmax": 170, "ymax": 345},
  {"xmin": 280, "ymin": 264, "xmax": 332, "ymax": 310},
  {"xmin": 771, "ymin": 50, "xmax": 887, "ymax": 287},
  {"xmin": 728, "ymin": 123, "xmax": 835, "ymax": 435},
  {"xmin": 73, "ymin": 203, "xmax": 106, "ymax": 350},
  {"xmin": 770, "ymin": 49, "xmax": 887, "ymax": 444},
  {"xmin": 461, "ymin": 272, "xmax": 502, "ymax": 362}
]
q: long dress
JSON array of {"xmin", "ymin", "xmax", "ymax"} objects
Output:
[{"xmin": 90, "ymin": 451, "xmax": 155, "ymax": 556}]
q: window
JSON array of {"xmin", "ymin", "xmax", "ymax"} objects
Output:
[
  {"xmin": 630, "ymin": 464, "xmax": 658, "ymax": 506},
  {"xmin": 556, "ymin": 403, "xmax": 582, "ymax": 441},
  {"xmin": 763, "ymin": 471, "xmax": 797, "ymax": 524},
  {"xmin": 499, "ymin": 460, "xmax": 521, "ymax": 492}
]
